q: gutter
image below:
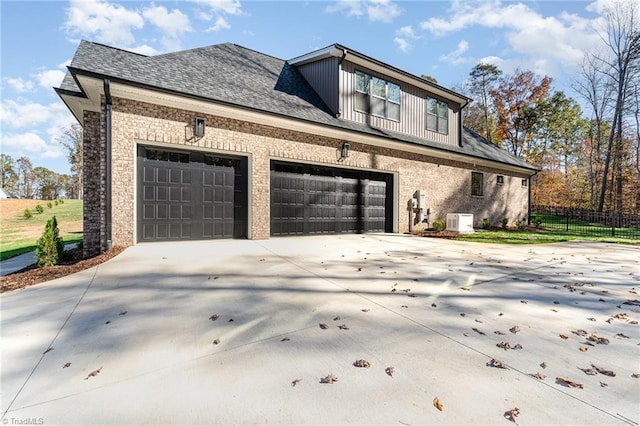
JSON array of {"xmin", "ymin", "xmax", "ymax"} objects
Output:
[
  {"xmin": 528, "ymin": 169, "xmax": 539, "ymax": 225},
  {"xmin": 104, "ymin": 79, "xmax": 113, "ymax": 251}
]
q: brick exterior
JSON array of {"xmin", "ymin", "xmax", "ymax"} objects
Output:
[{"xmin": 84, "ymin": 97, "xmax": 529, "ymax": 250}]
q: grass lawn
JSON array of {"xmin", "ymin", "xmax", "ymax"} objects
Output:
[
  {"xmin": 454, "ymin": 228, "xmax": 640, "ymax": 245},
  {"xmin": 0, "ymin": 199, "xmax": 83, "ymax": 261}
]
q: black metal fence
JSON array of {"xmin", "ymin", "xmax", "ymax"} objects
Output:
[{"xmin": 531, "ymin": 205, "xmax": 640, "ymax": 239}]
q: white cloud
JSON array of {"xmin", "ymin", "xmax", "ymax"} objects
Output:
[
  {"xmin": 4, "ymin": 77, "xmax": 34, "ymax": 92},
  {"xmin": 0, "ymin": 100, "xmax": 71, "ymax": 130},
  {"xmin": 394, "ymin": 25, "xmax": 419, "ymax": 52},
  {"xmin": 206, "ymin": 16, "xmax": 231, "ymax": 32},
  {"xmin": 325, "ymin": 0, "xmax": 402, "ymax": 22},
  {"xmin": 439, "ymin": 40, "xmax": 470, "ymax": 65},
  {"xmin": 0, "ymin": 132, "xmax": 62, "ymax": 159},
  {"xmin": 63, "ymin": 0, "xmax": 144, "ymax": 46},
  {"xmin": 35, "ymin": 70, "xmax": 66, "ymax": 89},
  {"xmin": 129, "ymin": 45, "xmax": 160, "ymax": 56},
  {"xmin": 194, "ymin": 0, "xmax": 243, "ymax": 16},
  {"xmin": 143, "ymin": 5, "xmax": 191, "ymax": 38}
]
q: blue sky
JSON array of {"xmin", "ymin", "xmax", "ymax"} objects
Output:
[{"xmin": 0, "ymin": 0, "xmax": 618, "ymax": 175}]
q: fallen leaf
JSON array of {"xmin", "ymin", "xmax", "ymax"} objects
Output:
[
  {"xmin": 105, "ymin": 321, "xmax": 111, "ymax": 324},
  {"xmin": 551, "ymin": 309, "xmax": 558, "ymax": 312},
  {"xmin": 580, "ymin": 367, "xmax": 598, "ymax": 375},
  {"xmin": 615, "ymin": 333, "xmax": 630, "ymax": 338},
  {"xmin": 632, "ymin": 373, "xmax": 640, "ymax": 378},
  {"xmin": 556, "ymin": 376, "xmax": 583, "ymax": 388},
  {"xmin": 587, "ymin": 317, "xmax": 596, "ymax": 322},
  {"xmin": 559, "ymin": 334, "xmax": 569, "ymax": 340},
  {"xmin": 119, "ymin": 311, "xmax": 127, "ymax": 316},
  {"xmin": 499, "ymin": 312, "xmax": 504, "ymax": 316},
  {"xmin": 43, "ymin": 347, "xmax": 54, "ymax": 355},
  {"xmin": 63, "ymin": 363, "xmax": 71, "ymax": 368},
  {"xmin": 460, "ymin": 313, "xmax": 466, "ymax": 317},
  {"xmin": 494, "ymin": 331, "xmax": 506, "ymax": 335},
  {"xmin": 338, "ymin": 324, "xmax": 349, "ymax": 330},
  {"xmin": 579, "ymin": 347, "xmax": 589, "ymax": 352},
  {"xmin": 513, "ymin": 343, "xmax": 523, "ymax": 350},
  {"xmin": 357, "ymin": 267, "xmax": 362, "ymax": 272},
  {"xmin": 209, "ymin": 314, "xmax": 219, "ymax": 321},
  {"xmin": 472, "ymin": 328, "xmax": 486, "ymax": 336},
  {"xmin": 407, "ymin": 293, "xmax": 417, "ymax": 298},
  {"xmin": 497, "ymin": 341, "xmax": 511, "ymax": 350},
  {"xmin": 504, "ymin": 407, "xmax": 521, "ymax": 423},
  {"xmin": 553, "ymin": 301, "xmax": 560, "ymax": 304},
  {"xmin": 591, "ymin": 364, "xmax": 615, "ymax": 377},
  {"xmin": 587, "ymin": 334, "xmax": 609, "ymax": 345},
  {"xmin": 433, "ymin": 397, "xmax": 444, "ymax": 411},
  {"xmin": 291, "ymin": 379, "xmax": 301, "ymax": 387},
  {"xmin": 487, "ymin": 358, "xmax": 508, "ymax": 369},
  {"xmin": 281, "ymin": 337, "xmax": 290, "ymax": 342},
  {"xmin": 228, "ymin": 318, "xmax": 234, "ymax": 323},
  {"xmin": 431, "ymin": 303, "xmax": 437, "ymax": 308},
  {"xmin": 530, "ymin": 372, "xmax": 546, "ymax": 380},
  {"xmin": 385, "ymin": 366, "xmax": 395, "ymax": 377},
  {"xmin": 401, "ymin": 288, "xmax": 411, "ymax": 293},
  {"xmin": 540, "ymin": 362, "xmax": 547, "ymax": 369},
  {"xmin": 353, "ymin": 359, "xmax": 371, "ymax": 368},
  {"xmin": 631, "ymin": 321, "xmax": 639, "ymax": 325},
  {"xmin": 463, "ymin": 332, "xmax": 470, "ymax": 337},
  {"xmin": 612, "ymin": 313, "xmax": 629, "ymax": 321},
  {"xmin": 599, "ymin": 298, "xmax": 606, "ymax": 302},
  {"xmin": 213, "ymin": 339, "xmax": 220, "ymax": 345},
  {"xmin": 319, "ymin": 323, "xmax": 329, "ymax": 329},
  {"xmin": 361, "ymin": 309, "xmax": 370, "ymax": 312},
  {"xmin": 520, "ymin": 300, "xmax": 528, "ymax": 304},
  {"xmin": 84, "ymin": 367, "xmax": 103, "ymax": 380},
  {"xmin": 333, "ymin": 316, "xmax": 341, "ymax": 321},
  {"xmin": 320, "ymin": 373, "xmax": 338, "ymax": 384},
  {"xmin": 509, "ymin": 326, "xmax": 520, "ymax": 334},
  {"xmin": 401, "ymin": 305, "xmax": 408, "ymax": 308},
  {"xmin": 475, "ymin": 319, "xmax": 483, "ymax": 323},
  {"xmin": 571, "ymin": 329, "xmax": 588, "ymax": 336}
]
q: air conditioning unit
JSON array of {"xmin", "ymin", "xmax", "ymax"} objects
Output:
[{"xmin": 446, "ymin": 213, "xmax": 474, "ymax": 233}]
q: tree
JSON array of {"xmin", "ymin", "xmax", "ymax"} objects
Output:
[
  {"xmin": 490, "ymin": 69, "xmax": 553, "ymax": 159},
  {"xmin": 33, "ymin": 167, "xmax": 62, "ymax": 200},
  {"xmin": 0, "ymin": 153, "xmax": 18, "ymax": 194},
  {"xmin": 593, "ymin": 0, "xmax": 640, "ymax": 212},
  {"xmin": 35, "ymin": 216, "xmax": 64, "ymax": 267},
  {"xmin": 469, "ymin": 63, "xmax": 502, "ymax": 142},
  {"xmin": 16, "ymin": 156, "xmax": 36, "ymax": 199},
  {"xmin": 420, "ymin": 74, "xmax": 438, "ymax": 84},
  {"xmin": 58, "ymin": 123, "xmax": 83, "ymax": 199}
]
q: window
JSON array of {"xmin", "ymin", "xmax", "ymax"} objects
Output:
[
  {"xmin": 496, "ymin": 175, "xmax": 504, "ymax": 185},
  {"xmin": 355, "ymin": 71, "xmax": 400, "ymax": 121},
  {"xmin": 522, "ymin": 179, "xmax": 528, "ymax": 188},
  {"xmin": 426, "ymin": 97, "xmax": 449, "ymax": 134},
  {"xmin": 471, "ymin": 172, "xmax": 484, "ymax": 196}
]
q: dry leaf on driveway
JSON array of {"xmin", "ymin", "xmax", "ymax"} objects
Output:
[
  {"xmin": 291, "ymin": 379, "xmax": 301, "ymax": 387},
  {"xmin": 509, "ymin": 326, "xmax": 520, "ymax": 334},
  {"xmin": 472, "ymin": 328, "xmax": 486, "ymax": 336},
  {"xmin": 43, "ymin": 347, "xmax": 54, "ymax": 355},
  {"xmin": 556, "ymin": 377, "xmax": 583, "ymax": 388},
  {"xmin": 63, "ymin": 363, "xmax": 71, "ymax": 368},
  {"xmin": 353, "ymin": 359, "xmax": 371, "ymax": 368},
  {"xmin": 579, "ymin": 347, "xmax": 589, "ymax": 352},
  {"xmin": 320, "ymin": 373, "xmax": 338, "ymax": 384},
  {"xmin": 587, "ymin": 334, "xmax": 609, "ymax": 345},
  {"xmin": 494, "ymin": 331, "xmax": 506, "ymax": 335},
  {"xmin": 209, "ymin": 314, "xmax": 219, "ymax": 321},
  {"xmin": 487, "ymin": 359, "xmax": 508, "ymax": 369},
  {"xmin": 385, "ymin": 366, "xmax": 395, "ymax": 377},
  {"xmin": 571, "ymin": 329, "xmax": 588, "ymax": 336},
  {"xmin": 433, "ymin": 397, "xmax": 444, "ymax": 411},
  {"xmin": 85, "ymin": 367, "xmax": 103, "ymax": 380},
  {"xmin": 504, "ymin": 407, "xmax": 520, "ymax": 423},
  {"xmin": 580, "ymin": 367, "xmax": 598, "ymax": 375},
  {"xmin": 281, "ymin": 337, "xmax": 290, "ymax": 342},
  {"xmin": 338, "ymin": 324, "xmax": 349, "ymax": 330},
  {"xmin": 530, "ymin": 372, "xmax": 546, "ymax": 380},
  {"xmin": 319, "ymin": 323, "xmax": 329, "ymax": 329},
  {"xmin": 591, "ymin": 364, "xmax": 616, "ymax": 377},
  {"xmin": 559, "ymin": 334, "xmax": 569, "ymax": 340}
]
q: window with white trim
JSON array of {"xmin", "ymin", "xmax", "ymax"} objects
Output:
[
  {"xmin": 426, "ymin": 97, "xmax": 449, "ymax": 134},
  {"xmin": 355, "ymin": 71, "xmax": 400, "ymax": 121}
]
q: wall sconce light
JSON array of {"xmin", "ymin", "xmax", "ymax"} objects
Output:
[
  {"xmin": 195, "ymin": 117, "xmax": 205, "ymax": 137},
  {"xmin": 340, "ymin": 142, "xmax": 350, "ymax": 160}
]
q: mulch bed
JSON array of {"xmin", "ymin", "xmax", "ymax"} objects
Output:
[{"xmin": 1, "ymin": 246, "xmax": 126, "ymax": 293}]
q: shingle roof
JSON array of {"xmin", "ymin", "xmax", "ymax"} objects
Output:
[{"xmin": 59, "ymin": 41, "xmax": 534, "ymax": 171}]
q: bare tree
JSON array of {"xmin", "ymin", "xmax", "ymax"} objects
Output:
[
  {"xmin": 58, "ymin": 123, "xmax": 83, "ymax": 199},
  {"xmin": 594, "ymin": 0, "xmax": 640, "ymax": 212},
  {"xmin": 469, "ymin": 63, "xmax": 502, "ymax": 142}
]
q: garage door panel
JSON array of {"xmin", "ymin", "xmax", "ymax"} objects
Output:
[
  {"xmin": 271, "ymin": 163, "xmax": 392, "ymax": 236},
  {"xmin": 137, "ymin": 147, "xmax": 247, "ymax": 242}
]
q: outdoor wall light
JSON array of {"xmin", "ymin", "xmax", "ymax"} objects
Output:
[
  {"xmin": 340, "ymin": 142, "xmax": 350, "ymax": 160},
  {"xmin": 195, "ymin": 117, "xmax": 206, "ymax": 137}
]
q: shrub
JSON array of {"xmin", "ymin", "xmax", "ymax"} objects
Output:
[
  {"xmin": 35, "ymin": 204, "xmax": 44, "ymax": 214},
  {"xmin": 59, "ymin": 199, "xmax": 64, "ymax": 204},
  {"xmin": 501, "ymin": 218, "xmax": 509, "ymax": 229},
  {"xmin": 482, "ymin": 218, "xmax": 491, "ymax": 229},
  {"xmin": 23, "ymin": 209, "xmax": 33, "ymax": 219},
  {"xmin": 432, "ymin": 220, "xmax": 446, "ymax": 232},
  {"xmin": 35, "ymin": 216, "xmax": 64, "ymax": 267},
  {"xmin": 47, "ymin": 202, "xmax": 53, "ymax": 209},
  {"xmin": 516, "ymin": 219, "xmax": 526, "ymax": 230},
  {"xmin": 54, "ymin": 200, "xmax": 59, "ymax": 206},
  {"xmin": 532, "ymin": 216, "xmax": 543, "ymax": 228}
]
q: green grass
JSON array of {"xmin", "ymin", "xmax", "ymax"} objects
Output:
[
  {"xmin": 454, "ymin": 228, "xmax": 640, "ymax": 245},
  {"xmin": 0, "ymin": 199, "xmax": 83, "ymax": 261}
]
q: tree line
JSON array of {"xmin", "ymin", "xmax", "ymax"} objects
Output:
[
  {"xmin": 460, "ymin": 1, "xmax": 639, "ymax": 213},
  {"xmin": 1, "ymin": 124, "xmax": 82, "ymax": 200}
]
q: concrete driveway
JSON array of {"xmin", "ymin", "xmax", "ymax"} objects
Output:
[{"xmin": 1, "ymin": 234, "xmax": 639, "ymax": 425}]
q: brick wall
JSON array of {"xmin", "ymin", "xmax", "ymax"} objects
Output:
[
  {"xmin": 82, "ymin": 110, "xmax": 105, "ymax": 257},
  {"xmin": 83, "ymin": 97, "xmax": 529, "ymax": 250}
]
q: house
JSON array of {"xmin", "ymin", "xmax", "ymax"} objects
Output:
[{"xmin": 56, "ymin": 41, "xmax": 536, "ymax": 257}]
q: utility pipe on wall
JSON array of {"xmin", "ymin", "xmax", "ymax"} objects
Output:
[{"xmin": 104, "ymin": 79, "xmax": 113, "ymax": 251}]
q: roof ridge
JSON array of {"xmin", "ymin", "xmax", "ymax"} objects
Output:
[{"xmin": 79, "ymin": 40, "xmax": 150, "ymax": 57}]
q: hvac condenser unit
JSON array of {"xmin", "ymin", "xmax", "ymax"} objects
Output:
[{"xmin": 446, "ymin": 213, "xmax": 474, "ymax": 233}]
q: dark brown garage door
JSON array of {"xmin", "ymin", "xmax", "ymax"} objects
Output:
[
  {"xmin": 137, "ymin": 146, "xmax": 247, "ymax": 242},
  {"xmin": 270, "ymin": 161, "xmax": 392, "ymax": 236}
]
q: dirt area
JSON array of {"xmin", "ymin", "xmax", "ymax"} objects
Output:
[{"xmin": 1, "ymin": 245, "xmax": 126, "ymax": 293}]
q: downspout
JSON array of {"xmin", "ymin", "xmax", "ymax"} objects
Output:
[
  {"xmin": 104, "ymin": 79, "xmax": 113, "ymax": 251},
  {"xmin": 458, "ymin": 98, "xmax": 470, "ymax": 148},
  {"xmin": 337, "ymin": 48, "xmax": 348, "ymax": 118}
]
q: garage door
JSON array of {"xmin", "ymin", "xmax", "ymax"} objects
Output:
[
  {"xmin": 270, "ymin": 161, "xmax": 392, "ymax": 236},
  {"xmin": 137, "ymin": 146, "xmax": 247, "ymax": 242}
]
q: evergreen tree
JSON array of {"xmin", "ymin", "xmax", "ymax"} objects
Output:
[{"xmin": 36, "ymin": 216, "xmax": 64, "ymax": 267}]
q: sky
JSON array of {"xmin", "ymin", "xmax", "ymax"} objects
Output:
[{"xmin": 0, "ymin": 0, "xmax": 624, "ymax": 175}]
